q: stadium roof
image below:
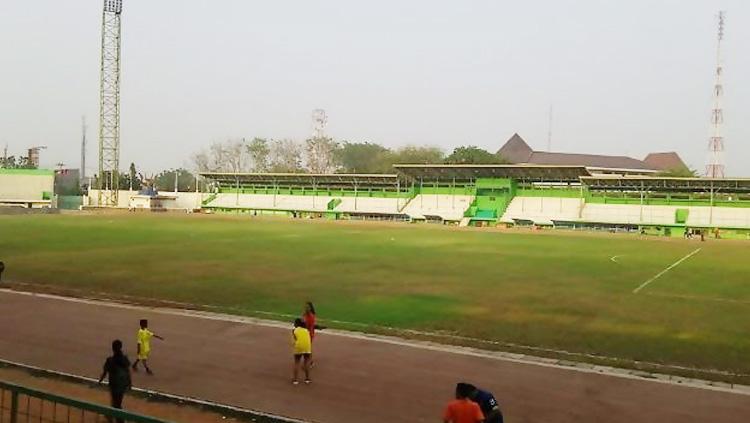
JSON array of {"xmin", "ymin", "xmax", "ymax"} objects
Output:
[
  {"xmin": 394, "ymin": 164, "xmax": 592, "ymax": 181},
  {"xmin": 581, "ymin": 175, "xmax": 750, "ymax": 192},
  {"xmin": 199, "ymin": 172, "xmax": 399, "ymax": 187}
]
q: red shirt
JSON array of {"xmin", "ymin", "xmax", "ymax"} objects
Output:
[
  {"xmin": 303, "ymin": 312, "xmax": 316, "ymax": 339},
  {"xmin": 443, "ymin": 399, "xmax": 484, "ymax": 423}
]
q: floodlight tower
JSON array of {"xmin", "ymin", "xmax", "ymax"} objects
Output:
[
  {"xmin": 311, "ymin": 109, "xmax": 327, "ymax": 139},
  {"xmin": 98, "ymin": 0, "xmax": 123, "ymax": 206},
  {"xmin": 706, "ymin": 11, "xmax": 726, "ymax": 178}
]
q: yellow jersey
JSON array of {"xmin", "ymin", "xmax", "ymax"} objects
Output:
[
  {"xmin": 137, "ymin": 328, "xmax": 154, "ymax": 359},
  {"xmin": 292, "ymin": 327, "xmax": 312, "ymax": 355}
]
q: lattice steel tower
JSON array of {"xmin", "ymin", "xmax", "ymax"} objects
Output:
[
  {"xmin": 311, "ymin": 109, "xmax": 328, "ymax": 139},
  {"xmin": 98, "ymin": 0, "xmax": 123, "ymax": 205},
  {"xmin": 706, "ymin": 11, "xmax": 725, "ymax": 178}
]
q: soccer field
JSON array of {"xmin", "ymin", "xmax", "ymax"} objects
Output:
[{"xmin": 1, "ymin": 213, "xmax": 749, "ymax": 381}]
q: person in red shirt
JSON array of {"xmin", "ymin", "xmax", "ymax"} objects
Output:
[
  {"xmin": 443, "ymin": 383, "xmax": 484, "ymax": 423},
  {"xmin": 302, "ymin": 302, "xmax": 325, "ymax": 366}
]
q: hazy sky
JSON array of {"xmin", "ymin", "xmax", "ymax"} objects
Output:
[{"xmin": 1, "ymin": 1, "xmax": 748, "ymax": 175}]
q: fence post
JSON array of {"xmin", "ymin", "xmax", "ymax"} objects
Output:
[{"xmin": 10, "ymin": 391, "xmax": 18, "ymax": 423}]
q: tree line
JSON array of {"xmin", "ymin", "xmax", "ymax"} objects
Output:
[{"xmin": 191, "ymin": 138, "xmax": 508, "ymax": 174}]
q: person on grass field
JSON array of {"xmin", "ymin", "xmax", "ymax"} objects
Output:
[
  {"xmin": 462, "ymin": 383, "xmax": 504, "ymax": 423},
  {"xmin": 302, "ymin": 301, "xmax": 325, "ymax": 366},
  {"xmin": 291, "ymin": 318, "xmax": 312, "ymax": 385},
  {"xmin": 98, "ymin": 339, "xmax": 132, "ymax": 423},
  {"xmin": 131, "ymin": 319, "xmax": 164, "ymax": 375},
  {"xmin": 443, "ymin": 382, "xmax": 484, "ymax": 423}
]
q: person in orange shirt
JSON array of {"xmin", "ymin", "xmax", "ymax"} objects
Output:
[{"xmin": 443, "ymin": 383, "xmax": 484, "ymax": 423}]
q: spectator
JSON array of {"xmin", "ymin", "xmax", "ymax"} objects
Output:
[
  {"xmin": 98, "ymin": 339, "xmax": 132, "ymax": 423},
  {"xmin": 443, "ymin": 382, "xmax": 484, "ymax": 423}
]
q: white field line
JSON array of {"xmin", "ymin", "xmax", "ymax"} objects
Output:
[
  {"xmin": 2, "ymin": 288, "xmax": 750, "ymax": 396},
  {"xmin": 610, "ymin": 255, "xmax": 622, "ymax": 263},
  {"xmin": 632, "ymin": 248, "xmax": 702, "ymax": 294}
]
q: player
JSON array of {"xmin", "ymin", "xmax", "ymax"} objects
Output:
[
  {"xmin": 131, "ymin": 319, "xmax": 164, "ymax": 375},
  {"xmin": 291, "ymin": 318, "xmax": 312, "ymax": 385},
  {"xmin": 98, "ymin": 339, "xmax": 132, "ymax": 423},
  {"xmin": 443, "ymin": 383, "xmax": 484, "ymax": 423},
  {"xmin": 302, "ymin": 301, "xmax": 325, "ymax": 366},
  {"xmin": 464, "ymin": 383, "xmax": 504, "ymax": 423}
]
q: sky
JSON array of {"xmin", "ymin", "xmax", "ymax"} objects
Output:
[{"xmin": 0, "ymin": 0, "xmax": 748, "ymax": 175}]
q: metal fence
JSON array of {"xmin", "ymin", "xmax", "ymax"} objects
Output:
[{"xmin": 0, "ymin": 380, "xmax": 167, "ymax": 423}]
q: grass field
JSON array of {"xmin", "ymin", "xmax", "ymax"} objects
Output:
[{"xmin": 1, "ymin": 213, "xmax": 749, "ymax": 381}]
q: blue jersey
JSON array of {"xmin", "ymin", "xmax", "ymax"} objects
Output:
[{"xmin": 473, "ymin": 389, "xmax": 503, "ymax": 423}]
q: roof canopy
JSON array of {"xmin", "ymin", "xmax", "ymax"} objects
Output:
[
  {"xmin": 199, "ymin": 172, "xmax": 400, "ymax": 187},
  {"xmin": 581, "ymin": 176, "xmax": 750, "ymax": 193},
  {"xmin": 394, "ymin": 164, "xmax": 592, "ymax": 182}
]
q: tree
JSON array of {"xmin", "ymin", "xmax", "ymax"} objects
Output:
[
  {"xmin": 391, "ymin": 146, "xmax": 444, "ymax": 165},
  {"xmin": 192, "ymin": 139, "xmax": 252, "ymax": 173},
  {"xmin": 444, "ymin": 146, "xmax": 509, "ymax": 164},
  {"xmin": 247, "ymin": 137, "xmax": 270, "ymax": 172},
  {"xmin": 335, "ymin": 142, "xmax": 391, "ymax": 173},
  {"xmin": 154, "ymin": 168, "xmax": 197, "ymax": 192},
  {"xmin": 269, "ymin": 139, "xmax": 304, "ymax": 173},
  {"xmin": 305, "ymin": 137, "xmax": 340, "ymax": 173},
  {"xmin": 656, "ymin": 167, "xmax": 699, "ymax": 178},
  {"xmin": 0, "ymin": 156, "xmax": 17, "ymax": 168}
]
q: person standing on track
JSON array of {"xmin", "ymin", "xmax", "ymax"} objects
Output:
[
  {"xmin": 131, "ymin": 319, "xmax": 164, "ymax": 375},
  {"xmin": 464, "ymin": 383, "xmax": 504, "ymax": 423},
  {"xmin": 98, "ymin": 339, "xmax": 132, "ymax": 423},
  {"xmin": 442, "ymin": 382, "xmax": 484, "ymax": 423},
  {"xmin": 303, "ymin": 301, "xmax": 325, "ymax": 366},
  {"xmin": 291, "ymin": 318, "xmax": 312, "ymax": 385}
]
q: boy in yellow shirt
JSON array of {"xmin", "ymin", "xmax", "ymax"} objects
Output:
[
  {"xmin": 292, "ymin": 318, "xmax": 312, "ymax": 385},
  {"xmin": 131, "ymin": 319, "xmax": 164, "ymax": 375}
]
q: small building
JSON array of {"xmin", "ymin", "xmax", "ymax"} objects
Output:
[{"xmin": 128, "ymin": 190, "xmax": 177, "ymax": 211}]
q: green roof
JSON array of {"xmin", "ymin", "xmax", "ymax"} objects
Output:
[{"xmin": 0, "ymin": 168, "xmax": 55, "ymax": 176}]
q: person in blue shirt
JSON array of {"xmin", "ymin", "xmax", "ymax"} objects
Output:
[{"xmin": 459, "ymin": 383, "xmax": 504, "ymax": 423}]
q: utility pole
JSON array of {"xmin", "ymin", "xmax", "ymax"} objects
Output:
[
  {"xmin": 706, "ymin": 11, "xmax": 726, "ymax": 178},
  {"xmin": 81, "ymin": 116, "xmax": 87, "ymax": 186},
  {"xmin": 98, "ymin": 0, "xmax": 124, "ymax": 205}
]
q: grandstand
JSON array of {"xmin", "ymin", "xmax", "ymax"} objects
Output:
[
  {"xmin": 195, "ymin": 166, "xmax": 750, "ymax": 238},
  {"xmin": 0, "ymin": 168, "xmax": 55, "ymax": 208}
]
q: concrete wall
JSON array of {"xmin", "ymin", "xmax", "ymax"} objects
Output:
[
  {"xmin": 0, "ymin": 171, "xmax": 54, "ymax": 201},
  {"xmin": 86, "ymin": 189, "xmax": 206, "ymax": 209}
]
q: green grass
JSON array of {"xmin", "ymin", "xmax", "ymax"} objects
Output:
[{"xmin": 1, "ymin": 213, "xmax": 749, "ymax": 380}]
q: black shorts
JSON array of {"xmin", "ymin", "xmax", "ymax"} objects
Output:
[{"xmin": 294, "ymin": 353, "xmax": 311, "ymax": 360}]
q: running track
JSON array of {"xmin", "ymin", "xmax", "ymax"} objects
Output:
[{"xmin": 0, "ymin": 291, "xmax": 748, "ymax": 422}]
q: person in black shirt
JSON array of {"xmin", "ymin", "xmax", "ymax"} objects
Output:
[
  {"xmin": 460, "ymin": 382, "xmax": 504, "ymax": 423},
  {"xmin": 99, "ymin": 339, "xmax": 132, "ymax": 422}
]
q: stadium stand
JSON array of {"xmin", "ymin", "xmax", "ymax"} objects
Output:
[
  {"xmin": 195, "ymin": 167, "xmax": 750, "ymax": 237},
  {"xmin": 401, "ymin": 194, "xmax": 474, "ymax": 221},
  {"xmin": 501, "ymin": 197, "xmax": 582, "ymax": 225}
]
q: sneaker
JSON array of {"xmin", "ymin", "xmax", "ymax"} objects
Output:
[
  {"xmin": 292, "ymin": 380, "xmax": 300, "ymax": 385},
  {"xmin": 304, "ymin": 379, "xmax": 312, "ymax": 385},
  {"xmin": 146, "ymin": 369, "xmax": 154, "ymax": 375}
]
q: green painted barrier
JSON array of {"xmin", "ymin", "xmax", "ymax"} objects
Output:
[{"xmin": 0, "ymin": 380, "xmax": 168, "ymax": 422}]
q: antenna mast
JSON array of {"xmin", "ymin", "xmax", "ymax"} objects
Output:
[
  {"xmin": 706, "ymin": 11, "xmax": 725, "ymax": 178},
  {"xmin": 81, "ymin": 116, "xmax": 87, "ymax": 186},
  {"xmin": 98, "ymin": 0, "xmax": 123, "ymax": 205},
  {"xmin": 547, "ymin": 105, "xmax": 553, "ymax": 152},
  {"xmin": 311, "ymin": 109, "xmax": 328, "ymax": 139}
]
